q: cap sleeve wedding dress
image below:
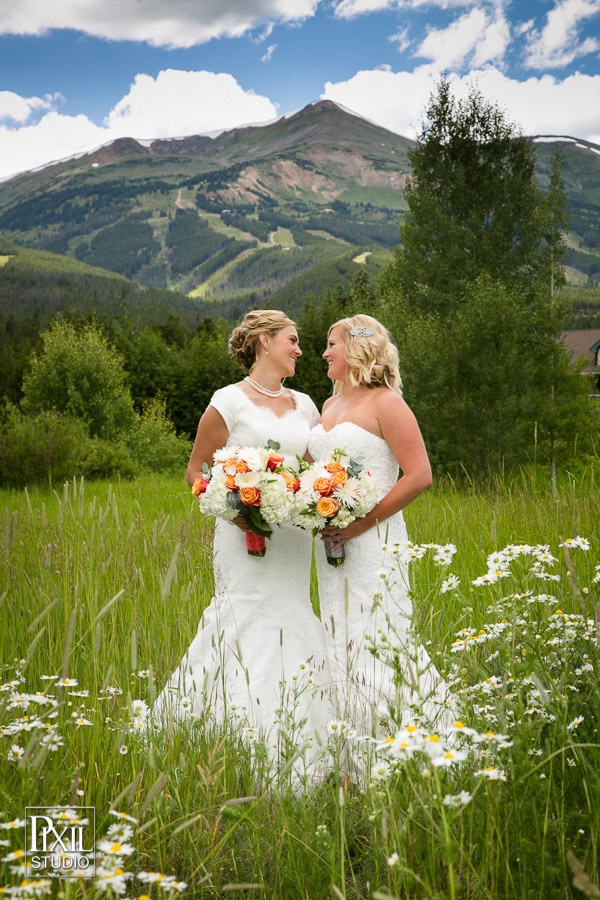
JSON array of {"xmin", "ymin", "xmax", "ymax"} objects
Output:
[{"xmin": 154, "ymin": 384, "xmax": 332, "ymax": 777}]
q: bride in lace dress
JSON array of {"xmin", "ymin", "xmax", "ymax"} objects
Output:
[
  {"xmin": 154, "ymin": 311, "xmax": 331, "ymax": 776},
  {"xmin": 307, "ymin": 314, "xmax": 452, "ymax": 741}
]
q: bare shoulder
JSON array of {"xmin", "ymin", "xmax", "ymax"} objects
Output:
[
  {"xmin": 321, "ymin": 395, "xmax": 336, "ymax": 414},
  {"xmin": 372, "ymin": 388, "xmax": 413, "ymax": 419}
]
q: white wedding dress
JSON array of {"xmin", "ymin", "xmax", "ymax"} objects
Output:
[
  {"xmin": 154, "ymin": 385, "xmax": 332, "ymax": 778},
  {"xmin": 308, "ymin": 422, "xmax": 453, "ymax": 740}
]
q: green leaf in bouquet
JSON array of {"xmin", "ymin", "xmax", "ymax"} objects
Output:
[
  {"xmin": 265, "ymin": 439, "xmax": 281, "ymax": 451},
  {"xmin": 246, "ymin": 507, "xmax": 273, "ymax": 539},
  {"xmin": 202, "ymin": 461, "xmax": 209, "ymax": 474},
  {"xmin": 296, "ymin": 455, "xmax": 310, "ymax": 472},
  {"xmin": 347, "ymin": 455, "xmax": 365, "ymax": 478},
  {"xmin": 226, "ymin": 491, "xmax": 243, "ymax": 511}
]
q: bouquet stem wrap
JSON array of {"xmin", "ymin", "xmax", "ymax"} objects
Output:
[
  {"xmin": 246, "ymin": 532, "xmax": 267, "ymax": 557},
  {"xmin": 324, "ymin": 540, "xmax": 345, "ymax": 567}
]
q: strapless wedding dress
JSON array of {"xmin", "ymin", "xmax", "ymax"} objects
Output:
[
  {"xmin": 308, "ymin": 422, "xmax": 453, "ymax": 738},
  {"xmin": 154, "ymin": 385, "xmax": 332, "ymax": 780}
]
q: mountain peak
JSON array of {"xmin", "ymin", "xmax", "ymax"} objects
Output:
[{"xmin": 307, "ymin": 100, "xmax": 342, "ymax": 113}]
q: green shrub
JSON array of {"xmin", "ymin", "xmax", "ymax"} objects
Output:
[
  {"xmin": 80, "ymin": 437, "xmax": 136, "ymax": 480},
  {"xmin": 22, "ymin": 319, "xmax": 136, "ymax": 440},
  {"xmin": 125, "ymin": 398, "xmax": 191, "ymax": 474},
  {"xmin": 0, "ymin": 407, "xmax": 89, "ymax": 488}
]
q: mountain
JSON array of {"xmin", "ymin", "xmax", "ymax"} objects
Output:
[{"xmin": 0, "ymin": 101, "xmax": 599, "ymax": 304}]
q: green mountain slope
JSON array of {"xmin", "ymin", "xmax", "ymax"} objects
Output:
[
  {"xmin": 0, "ymin": 102, "xmax": 599, "ymax": 301},
  {"xmin": 0, "ymin": 236, "xmax": 206, "ymax": 326}
]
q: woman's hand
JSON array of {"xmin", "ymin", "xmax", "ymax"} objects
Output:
[
  {"xmin": 320, "ymin": 516, "xmax": 371, "ymax": 551},
  {"xmin": 230, "ymin": 514, "xmax": 250, "ymax": 533}
]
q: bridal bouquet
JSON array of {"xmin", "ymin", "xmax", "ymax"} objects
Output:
[
  {"xmin": 192, "ymin": 440, "xmax": 300, "ymax": 557},
  {"xmin": 293, "ymin": 447, "xmax": 379, "ymax": 566}
]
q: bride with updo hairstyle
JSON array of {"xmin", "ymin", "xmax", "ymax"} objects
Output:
[
  {"xmin": 154, "ymin": 309, "xmax": 332, "ymax": 780},
  {"xmin": 307, "ymin": 313, "xmax": 453, "ymax": 764}
]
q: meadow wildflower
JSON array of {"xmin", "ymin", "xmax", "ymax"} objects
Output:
[
  {"xmin": 109, "ymin": 811, "xmax": 139, "ymax": 824},
  {"xmin": 476, "ymin": 767, "xmax": 507, "ymax": 781},
  {"xmin": 443, "ymin": 791, "xmax": 472, "ymax": 807},
  {"xmin": 441, "ymin": 575, "xmax": 460, "ymax": 593}
]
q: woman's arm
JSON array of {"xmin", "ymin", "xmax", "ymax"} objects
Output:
[
  {"xmin": 322, "ymin": 391, "xmax": 432, "ymax": 547},
  {"xmin": 185, "ymin": 406, "xmax": 229, "ymax": 486},
  {"xmin": 186, "ymin": 405, "xmax": 250, "ymax": 534}
]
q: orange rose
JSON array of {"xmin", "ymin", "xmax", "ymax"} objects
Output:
[
  {"xmin": 192, "ymin": 477, "xmax": 209, "ymax": 497},
  {"xmin": 313, "ymin": 477, "xmax": 333, "ymax": 496},
  {"xmin": 240, "ymin": 487, "xmax": 261, "ymax": 506},
  {"xmin": 235, "ymin": 460, "xmax": 250, "ymax": 473},
  {"xmin": 221, "ymin": 457, "xmax": 238, "ymax": 473},
  {"xmin": 331, "ymin": 470, "xmax": 349, "ymax": 488},
  {"xmin": 267, "ymin": 451, "xmax": 285, "ymax": 471},
  {"xmin": 281, "ymin": 472, "xmax": 301, "ymax": 493},
  {"xmin": 324, "ymin": 462, "xmax": 344, "ymax": 474},
  {"xmin": 316, "ymin": 497, "xmax": 339, "ymax": 518},
  {"xmin": 225, "ymin": 475, "xmax": 238, "ymax": 491}
]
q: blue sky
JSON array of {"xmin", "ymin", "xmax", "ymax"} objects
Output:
[{"xmin": 1, "ymin": 0, "xmax": 599, "ymax": 180}]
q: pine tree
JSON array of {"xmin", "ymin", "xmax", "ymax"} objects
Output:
[
  {"xmin": 385, "ymin": 78, "xmax": 542, "ymax": 313},
  {"xmin": 529, "ymin": 149, "xmax": 597, "ymax": 489}
]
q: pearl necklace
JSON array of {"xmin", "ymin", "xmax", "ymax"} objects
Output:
[{"xmin": 245, "ymin": 376, "xmax": 285, "ymax": 398}]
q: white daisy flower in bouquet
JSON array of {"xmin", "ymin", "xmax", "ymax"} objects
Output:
[{"xmin": 331, "ymin": 476, "xmax": 363, "ymax": 509}]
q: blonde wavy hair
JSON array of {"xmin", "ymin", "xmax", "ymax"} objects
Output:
[
  {"xmin": 329, "ymin": 314, "xmax": 402, "ymax": 395},
  {"xmin": 228, "ymin": 309, "xmax": 295, "ymax": 371}
]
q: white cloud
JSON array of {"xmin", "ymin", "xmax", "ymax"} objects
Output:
[
  {"xmin": 0, "ymin": 70, "xmax": 278, "ymax": 180},
  {"xmin": 334, "ymin": 0, "xmax": 483, "ymax": 13},
  {"xmin": 414, "ymin": 7, "xmax": 510, "ymax": 69},
  {"xmin": 0, "ymin": 0, "xmax": 320, "ymax": 48},
  {"xmin": 515, "ymin": 18, "xmax": 535, "ymax": 37},
  {"xmin": 0, "ymin": 91, "xmax": 60, "ymax": 123},
  {"xmin": 0, "ymin": 112, "xmax": 106, "ymax": 178},
  {"xmin": 261, "ymin": 43, "xmax": 278, "ymax": 61},
  {"xmin": 524, "ymin": 0, "xmax": 600, "ymax": 69},
  {"xmin": 255, "ymin": 23, "xmax": 275, "ymax": 43},
  {"xmin": 104, "ymin": 70, "xmax": 277, "ymax": 138},
  {"xmin": 334, "ymin": 0, "xmax": 399, "ymax": 16},
  {"xmin": 322, "ymin": 66, "xmax": 437, "ymax": 136},
  {"xmin": 389, "ymin": 27, "xmax": 411, "ymax": 52},
  {"xmin": 471, "ymin": 12, "xmax": 510, "ymax": 66},
  {"xmin": 322, "ymin": 65, "xmax": 600, "ymax": 143}
]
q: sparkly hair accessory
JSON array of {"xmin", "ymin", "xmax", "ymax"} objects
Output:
[{"xmin": 349, "ymin": 326, "xmax": 374, "ymax": 337}]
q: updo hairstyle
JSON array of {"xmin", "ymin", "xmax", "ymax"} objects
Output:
[
  {"xmin": 330, "ymin": 314, "xmax": 402, "ymax": 395},
  {"xmin": 228, "ymin": 309, "xmax": 295, "ymax": 372}
]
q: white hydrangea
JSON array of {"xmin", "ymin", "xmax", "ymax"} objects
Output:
[
  {"xmin": 200, "ymin": 477, "xmax": 237, "ymax": 521},
  {"xmin": 260, "ymin": 478, "xmax": 295, "ymax": 525}
]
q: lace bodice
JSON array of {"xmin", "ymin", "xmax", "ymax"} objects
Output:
[
  {"xmin": 211, "ymin": 384, "xmax": 319, "ymax": 468},
  {"xmin": 308, "ymin": 422, "xmax": 400, "ymax": 496}
]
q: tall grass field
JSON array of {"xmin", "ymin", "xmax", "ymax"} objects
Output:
[{"xmin": 1, "ymin": 470, "xmax": 599, "ymax": 899}]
